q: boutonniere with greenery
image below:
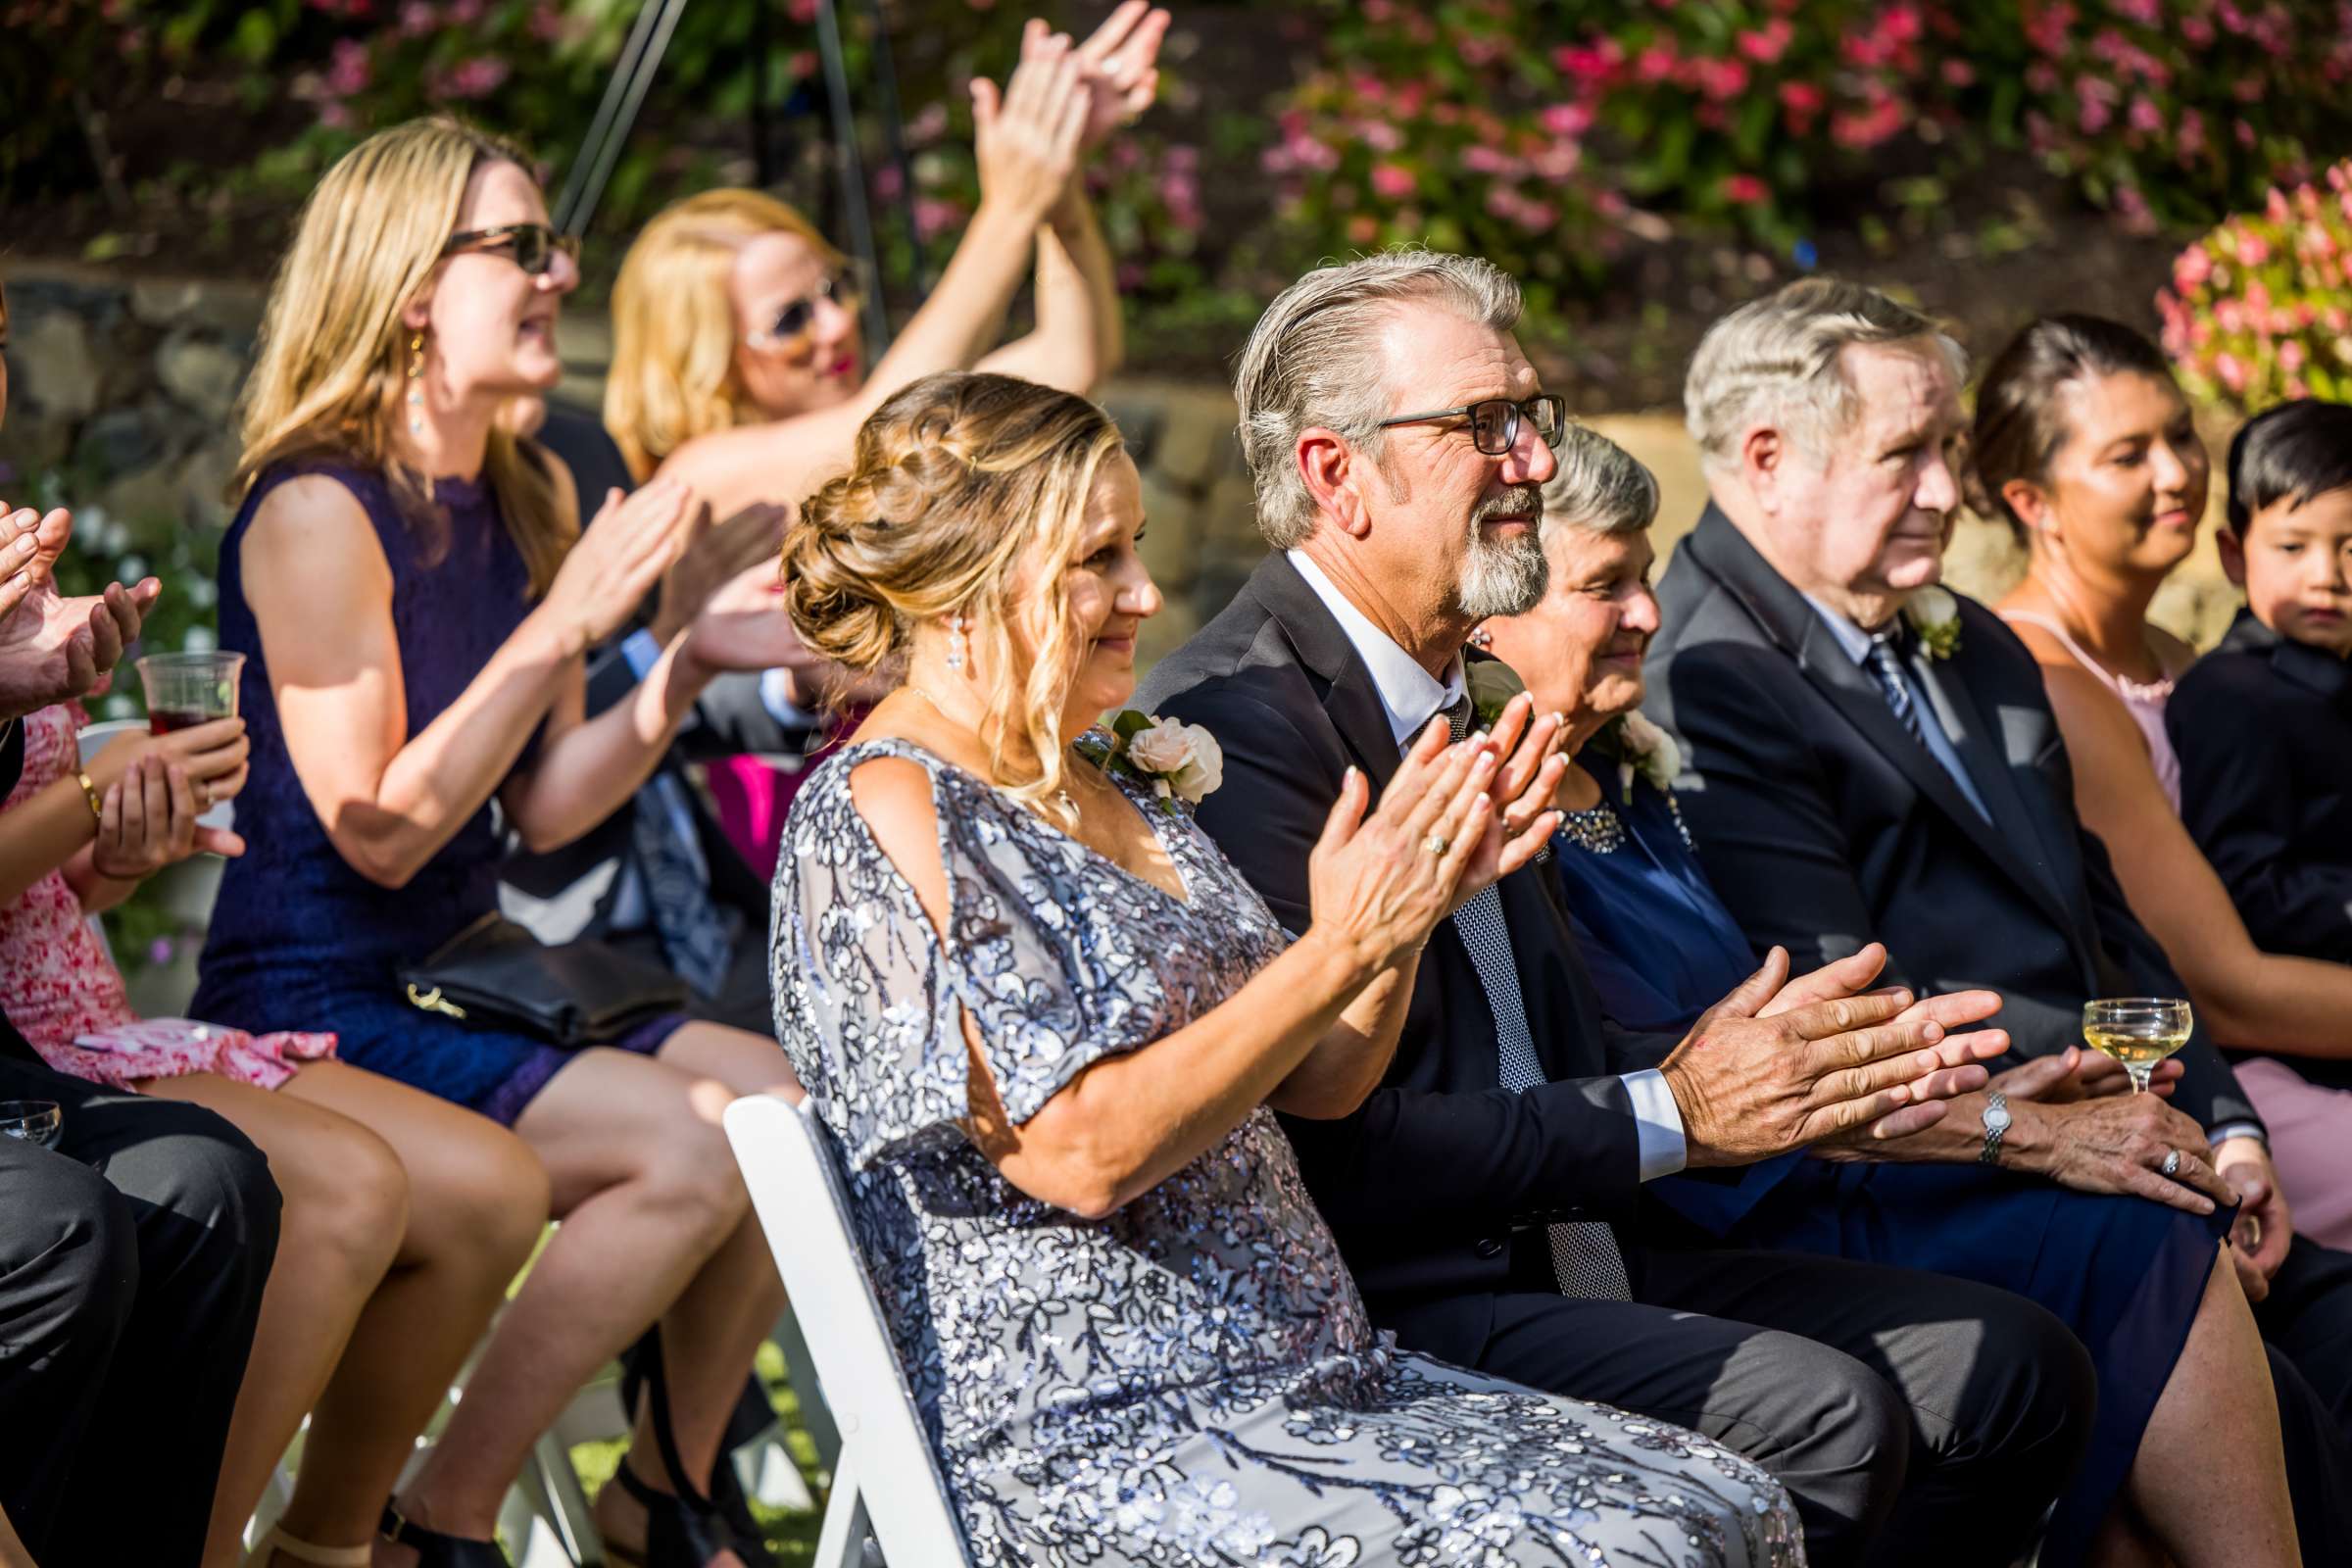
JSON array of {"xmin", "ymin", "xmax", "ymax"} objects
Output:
[
  {"xmin": 1905, "ymin": 586, "xmax": 1963, "ymax": 662},
  {"xmin": 1102, "ymin": 710, "xmax": 1224, "ymax": 813},
  {"xmin": 1595, "ymin": 710, "xmax": 1683, "ymax": 795},
  {"xmin": 1465, "ymin": 656, "xmax": 1528, "ymax": 732}
]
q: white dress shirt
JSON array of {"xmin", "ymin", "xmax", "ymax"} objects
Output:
[{"xmin": 1288, "ymin": 551, "xmax": 1688, "ymax": 1180}]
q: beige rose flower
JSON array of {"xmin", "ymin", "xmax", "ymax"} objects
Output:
[{"xmin": 1125, "ymin": 718, "xmax": 1198, "ymax": 777}]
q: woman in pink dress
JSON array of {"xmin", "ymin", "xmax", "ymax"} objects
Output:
[
  {"xmin": 1976, "ymin": 313, "xmax": 2352, "ymax": 1256},
  {"xmin": 0, "ymin": 694, "xmax": 548, "ymax": 1568}
]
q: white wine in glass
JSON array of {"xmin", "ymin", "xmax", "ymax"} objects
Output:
[{"xmin": 2082, "ymin": 998, "xmax": 2193, "ymax": 1095}]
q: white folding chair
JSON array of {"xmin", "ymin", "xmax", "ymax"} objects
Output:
[{"xmin": 723, "ymin": 1094, "xmax": 972, "ymax": 1568}]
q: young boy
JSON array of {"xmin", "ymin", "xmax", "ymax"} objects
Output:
[{"xmin": 2167, "ymin": 397, "xmax": 2352, "ymax": 968}]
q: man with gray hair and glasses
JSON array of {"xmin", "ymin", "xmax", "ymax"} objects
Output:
[
  {"xmin": 1141, "ymin": 249, "xmax": 2095, "ymax": 1567},
  {"xmin": 1650, "ymin": 273, "xmax": 2352, "ymax": 1551}
]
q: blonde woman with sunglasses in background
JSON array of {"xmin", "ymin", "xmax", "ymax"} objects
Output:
[
  {"xmin": 605, "ymin": 3, "xmax": 1166, "ymax": 524},
  {"xmin": 190, "ymin": 118, "xmax": 816, "ymax": 1568}
]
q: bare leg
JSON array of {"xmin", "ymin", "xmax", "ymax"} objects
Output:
[
  {"xmin": 270, "ymin": 1063, "xmax": 547, "ymax": 1563},
  {"xmin": 2120, "ymin": 1248, "xmax": 2297, "ymax": 1567},
  {"xmin": 589, "ymin": 1025, "xmax": 800, "ymax": 1558},
  {"xmin": 391, "ymin": 1045, "xmax": 777, "ymax": 1564},
  {"xmin": 141, "ymin": 1073, "xmax": 409, "ymax": 1568}
]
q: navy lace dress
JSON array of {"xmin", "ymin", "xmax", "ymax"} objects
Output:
[
  {"xmin": 1553, "ymin": 753, "xmax": 2227, "ymax": 1568},
  {"xmin": 192, "ymin": 461, "xmax": 684, "ymax": 1126},
  {"xmin": 771, "ymin": 737, "xmax": 1802, "ymax": 1568}
]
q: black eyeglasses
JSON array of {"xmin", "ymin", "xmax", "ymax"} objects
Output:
[
  {"xmin": 1377, "ymin": 394, "xmax": 1567, "ymax": 457},
  {"xmin": 442, "ymin": 222, "xmax": 580, "ymax": 276},
  {"xmin": 744, "ymin": 272, "xmax": 861, "ymax": 351}
]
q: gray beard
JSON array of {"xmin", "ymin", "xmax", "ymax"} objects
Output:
[{"xmin": 1454, "ymin": 523, "xmax": 1548, "ymax": 620}]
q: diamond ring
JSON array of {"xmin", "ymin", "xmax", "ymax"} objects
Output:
[
  {"xmin": 1421, "ymin": 833, "xmax": 1448, "ymax": 857},
  {"xmin": 2160, "ymin": 1149, "xmax": 2182, "ymax": 1178}
]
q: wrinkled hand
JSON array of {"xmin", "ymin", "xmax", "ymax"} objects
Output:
[
  {"xmin": 648, "ymin": 502, "xmax": 790, "ymax": 647},
  {"xmin": 1662, "ymin": 944, "xmax": 2011, "ymax": 1167},
  {"xmin": 0, "ymin": 502, "xmax": 73, "ymax": 627},
  {"xmin": 1303, "ymin": 718, "xmax": 1497, "ymax": 977},
  {"xmin": 2216, "ymin": 1140, "xmax": 2291, "ymax": 1301},
  {"xmin": 91, "ymin": 755, "xmax": 244, "ymax": 882},
  {"xmin": 2014, "ymin": 1084, "xmax": 2236, "ymax": 1217},
  {"xmin": 539, "ymin": 478, "xmax": 695, "ymax": 658},
  {"xmin": 85, "ymin": 714, "xmax": 250, "ymax": 810},
  {"xmin": 971, "ymin": 23, "xmax": 1090, "ymax": 225},
  {"xmin": 1445, "ymin": 690, "xmax": 1564, "ymax": 909},
  {"xmin": 0, "ymin": 569, "xmax": 162, "ymax": 721},
  {"xmin": 1067, "ymin": 1, "xmax": 1168, "ymax": 152},
  {"xmin": 1994, "ymin": 1045, "xmax": 2181, "ymax": 1104}
]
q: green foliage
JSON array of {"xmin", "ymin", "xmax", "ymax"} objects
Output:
[{"xmin": 2159, "ymin": 163, "xmax": 2352, "ymax": 416}]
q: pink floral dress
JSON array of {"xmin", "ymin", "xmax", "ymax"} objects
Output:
[{"xmin": 0, "ymin": 703, "xmax": 335, "ymax": 1092}]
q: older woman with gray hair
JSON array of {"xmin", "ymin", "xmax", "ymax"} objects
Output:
[{"xmin": 1481, "ymin": 423, "xmax": 2306, "ymax": 1568}]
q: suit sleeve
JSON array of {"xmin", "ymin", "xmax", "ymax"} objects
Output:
[
  {"xmin": 1650, "ymin": 640, "xmax": 1923, "ymax": 991},
  {"xmin": 1162, "ymin": 678, "xmax": 1646, "ymax": 1229},
  {"xmin": 2171, "ymin": 678, "xmax": 2352, "ymax": 963}
]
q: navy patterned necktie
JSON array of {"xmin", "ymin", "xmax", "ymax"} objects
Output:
[
  {"xmin": 1443, "ymin": 694, "xmax": 1633, "ymax": 1300},
  {"xmin": 1864, "ymin": 629, "xmax": 1930, "ymax": 749}
]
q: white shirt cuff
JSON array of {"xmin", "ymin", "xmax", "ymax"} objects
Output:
[{"xmin": 1623, "ymin": 1067, "xmax": 1688, "ymax": 1181}]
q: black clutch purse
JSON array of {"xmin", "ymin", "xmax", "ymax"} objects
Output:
[{"xmin": 397, "ymin": 913, "xmax": 690, "ymax": 1049}]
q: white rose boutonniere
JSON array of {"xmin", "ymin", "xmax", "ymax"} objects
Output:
[
  {"xmin": 1905, "ymin": 586, "xmax": 1963, "ymax": 661},
  {"xmin": 1603, "ymin": 710, "xmax": 1683, "ymax": 795},
  {"xmin": 1105, "ymin": 710, "xmax": 1223, "ymax": 812},
  {"xmin": 1465, "ymin": 657, "xmax": 1529, "ymax": 732}
]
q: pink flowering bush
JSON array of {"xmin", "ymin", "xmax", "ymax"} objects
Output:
[{"xmin": 2158, "ymin": 162, "xmax": 2352, "ymax": 415}]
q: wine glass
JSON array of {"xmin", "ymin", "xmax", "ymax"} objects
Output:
[
  {"xmin": 0, "ymin": 1100, "xmax": 62, "ymax": 1149},
  {"xmin": 2082, "ymin": 998, "xmax": 2193, "ymax": 1096}
]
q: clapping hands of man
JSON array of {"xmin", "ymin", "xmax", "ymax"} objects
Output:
[{"xmin": 0, "ymin": 500, "xmax": 160, "ymax": 720}]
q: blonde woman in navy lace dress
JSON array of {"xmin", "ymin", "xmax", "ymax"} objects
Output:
[{"xmin": 769, "ymin": 370, "xmax": 1801, "ymax": 1567}]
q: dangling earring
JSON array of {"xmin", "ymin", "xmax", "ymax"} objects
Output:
[
  {"xmin": 1469, "ymin": 624, "xmax": 1494, "ymax": 650},
  {"xmin": 945, "ymin": 612, "xmax": 968, "ymax": 672},
  {"xmin": 406, "ymin": 332, "xmax": 426, "ymax": 436}
]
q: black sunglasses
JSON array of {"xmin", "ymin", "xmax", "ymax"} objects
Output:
[
  {"xmin": 442, "ymin": 222, "xmax": 580, "ymax": 277},
  {"xmin": 745, "ymin": 272, "xmax": 861, "ymax": 351},
  {"xmin": 1377, "ymin": 394, "xmax": 1568, "ymax": 457}
]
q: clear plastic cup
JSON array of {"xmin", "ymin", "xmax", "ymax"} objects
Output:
[{"xmin": 137, "ymin": 651, "xmax": 245, "ymax": 735}]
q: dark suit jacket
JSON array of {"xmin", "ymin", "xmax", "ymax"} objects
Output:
[
  {"xmin": 0, "ymin": 719, "xmax": 36, "ymax": 1065},
  {"xmin": 1138, "ymin": 553, "xmax": 1660, "ymax": 1364},
  {"xmin": 2170, "ymin": 609, "xmax": 2352, "ymax": 970},
  {"xmin": 1646, "ymin": 505, "xmax": 2258, "ymax": 1133}
]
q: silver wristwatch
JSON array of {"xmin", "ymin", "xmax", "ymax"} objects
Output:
[{"xmin": 1979, "ymin": 1090, "xmax": 2012, "ymax": 1165}]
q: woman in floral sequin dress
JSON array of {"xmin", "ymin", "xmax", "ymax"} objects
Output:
[{"xmin": 770, "ymin": 371, "xmax": 1801, "ymax": 1567}]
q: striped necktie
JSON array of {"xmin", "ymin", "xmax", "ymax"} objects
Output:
[{"xmin": 1443, "ymin": 694, "xmax": 1633, "ymax": 1299}]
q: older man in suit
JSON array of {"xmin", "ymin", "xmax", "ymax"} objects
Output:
[
  {"xmin": 1646, "ymin": 274, "xmax": 2352, "ymax": 1547},
  {"xmin": 1140, "ymin": 250, "xmax": 2097, "ymax": 1568}
]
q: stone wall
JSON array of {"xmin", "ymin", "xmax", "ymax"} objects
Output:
[{"xmin": 0, "ymin": 259, "xmax": 2249, "ymax": 673}]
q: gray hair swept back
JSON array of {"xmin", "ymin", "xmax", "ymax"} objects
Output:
[
  {"xmin": 1543, "ymin": 425, "xmax": 1659, "ymax": 538},
  {"xmin": 1685, "ymin": 276, "xmax": 1967, "ymax": 477},
  {"xmin": 1235, "ymin": 249, "xmax": 1522, "ymax": 549}
]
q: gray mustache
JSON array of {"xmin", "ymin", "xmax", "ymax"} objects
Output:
[{"xmin": 1471, "ymin": 486, "xmax": 1544, "ymax": 529}]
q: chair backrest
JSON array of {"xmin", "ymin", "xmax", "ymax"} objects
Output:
[{"xmin": 722, "ymin": 1093, "xmax": 972, "ymax": 1568}]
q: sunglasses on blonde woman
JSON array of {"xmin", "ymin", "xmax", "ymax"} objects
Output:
[
  {"xmin": 743, "ymin": 272, "xmax": 860, "ymax": 353},
  {"xmin": 441, "ymin": 222, "xmax": 580, "ymax": 276}
]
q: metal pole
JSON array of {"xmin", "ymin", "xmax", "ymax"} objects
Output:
[
  {"xmin": 859, "ymin": 0, "xmax": 930, "ymax": 292},
  {"xmin": 813, "ymin": 0, "xmax": 893, "ymax": 354},
  {"xmin": 751, "ymin": 0, "xmax": 775, "ymax": 188},
  {"xmin": 565, "ymin": 0, "xmax": 692, "ymax": 240},
  {"xmin": 554, "ymin": 0, "xmax": 679, "ymax": 234}
]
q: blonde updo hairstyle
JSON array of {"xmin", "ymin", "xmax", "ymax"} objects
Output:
[
  {"xmin": 786, "ymin": 371, "xmax": 1126, "ymax": 818},
  {"xmin": 235, "ymin": 116, "xmax": 572, "ymax": 595},
  {"xmin": 606, "ymin": 188, "xmax": 847, "ymax": 481}
]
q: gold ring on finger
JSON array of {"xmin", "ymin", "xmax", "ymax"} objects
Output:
[{"xmin": 1421, "ymin": 833, "xmax": 1448, "ymax": 857}]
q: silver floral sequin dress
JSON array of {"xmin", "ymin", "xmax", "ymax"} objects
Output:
[{"xmin": 771, "ymin": 738, "xmax": 1802, "ymax": 1567}]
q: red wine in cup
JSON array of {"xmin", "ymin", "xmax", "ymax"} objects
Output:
[{"xmin": 149, "ymin": 708, "xmax": 213, "ymax": 735}]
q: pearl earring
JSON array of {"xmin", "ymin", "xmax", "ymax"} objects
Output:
[
  {"xmin": 1469, "ymin": 625, "xmax": 1494, "ymax": 650},
  {"xmin": 945, "ymin": 612, "xmax": 968, "ymax": 672},
  {"xmin": 406, "ymin": 332, "xmax": 426, "ymax": 436}
]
